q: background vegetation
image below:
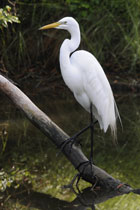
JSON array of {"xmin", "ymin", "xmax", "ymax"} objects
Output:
[
  {"xmin": 0, "ymin": 0, "xmax": 140, "ymax": 86},
  {"xmin": 0, "ymin": 1, "xmax": 140, "ymax": 209}
]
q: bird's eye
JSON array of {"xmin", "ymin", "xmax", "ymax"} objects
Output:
[{"xmin": 63, "ymin": 21, "xmax": 67, "ymax": 24}]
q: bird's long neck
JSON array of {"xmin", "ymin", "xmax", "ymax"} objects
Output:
[{"xmin": 59, "ymin": 26, "xmax": 81, "ymax": 70}]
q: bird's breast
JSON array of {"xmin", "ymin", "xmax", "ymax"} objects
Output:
[
  {"xmin": 60, "ymin": 63, "xmax": 91, "ymax": 111},
  {"xmin": 60, "ymin": 63, "xmax": 84, "ymax": 94}
]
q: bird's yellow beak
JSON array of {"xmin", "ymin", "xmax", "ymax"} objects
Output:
[{"xmin": 39, "ymin": 22, "xmax": 61, "ymax": 30}]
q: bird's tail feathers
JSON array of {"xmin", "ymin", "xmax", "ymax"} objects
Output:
[
  {"xmin": 110, "ymin": 122, "xmax": 117, "ymax": 144},
  {"xmin": 110, "ymin": 101, "xmax": 122, "ymax": 144},
  {"xmin": 114, "ymin": 100, "xmax": 123, "ymax": 130}
]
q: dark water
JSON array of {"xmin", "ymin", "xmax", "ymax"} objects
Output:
[{"xmin": 0, "ymin": 91, "xmax": 140, "ymax": 209}]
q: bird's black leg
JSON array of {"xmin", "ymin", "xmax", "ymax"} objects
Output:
[
  {"xmin": 76, "ymin": 104, "xmax": 95, "ymax": 178},
  {"xmin": 90, "ymin": 104, "xmax": 94, "ymax": 165},
  {"xmin": 59, "ymin": 105, "xmax": 96, "ymax": 161},
  {"xmin": 59, "ymin": 124, "xmax": 91, "ymax": 153},
  {"xmin": 61, "ymin": 105, "xmax": 96, "ymax": 192}
]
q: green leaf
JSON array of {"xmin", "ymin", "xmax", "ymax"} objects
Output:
[{"xmin": 0, "ymin": 5, "xmax": 20, "ymax": 28}]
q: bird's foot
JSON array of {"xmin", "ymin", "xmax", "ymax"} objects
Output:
[
  {"xmin": 63, "ymin": 173, "xmax": 82, "ymax": 194},
  {"xmin": 58, "ymin": 134, "xmax": 78, "ymax": 155},
  {"xmin": 76, "ymin": 160, "xmax": 95, "ymax": 180}
]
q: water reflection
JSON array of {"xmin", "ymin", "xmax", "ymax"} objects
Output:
[{"xmin": 9, "ymin": 185, "xmax": 129, "ymax": 210}]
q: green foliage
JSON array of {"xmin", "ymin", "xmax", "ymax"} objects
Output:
[
  {"xmin": 0, "ymin": 0, "xmax": 140, "ymax": 81},
  {"xmin": 0, "ymin": 168, "xmax": 34, "ymax": 192},
  {"xmin": 0, "ymin": 5, "xmax": 20, "ymax": 29}
]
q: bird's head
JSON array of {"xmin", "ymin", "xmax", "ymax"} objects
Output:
[{"xmin": 39, "ymin": 17, "xmax": 79, "ymax": 33}]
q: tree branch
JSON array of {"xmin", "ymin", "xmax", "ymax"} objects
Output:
[{"xmin": 0, "ymin": 75, "xmax": 139, "ymax": 196}]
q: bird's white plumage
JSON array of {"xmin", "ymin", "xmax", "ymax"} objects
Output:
[
  {"xmin": 41, "ymin": 17, "xmax": 121, "ymax": 139},
  {"xmin": 70, "ymin": 50, "xmax": 116, "ymax": 132}
]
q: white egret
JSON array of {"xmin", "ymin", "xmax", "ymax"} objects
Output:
[{"xmin": 39, "ymin": 17, "xmax": 121, "ymax": 166}]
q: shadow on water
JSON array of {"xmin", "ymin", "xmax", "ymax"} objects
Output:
[{"xmin": 0, "ymin": 91, "xmax": 140, "ymax": 209}]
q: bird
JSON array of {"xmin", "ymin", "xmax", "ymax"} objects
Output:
[{"xmin": 39, "ymin": 17, "xmax": 121, "ymax": 167}]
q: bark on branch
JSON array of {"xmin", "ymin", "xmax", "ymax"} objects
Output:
[{"xmin": 0, "ymin": 75, "xmax": 139, "ymax": 197}]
